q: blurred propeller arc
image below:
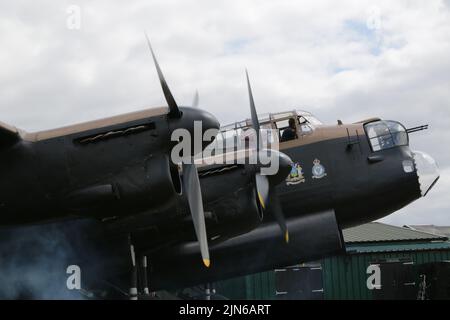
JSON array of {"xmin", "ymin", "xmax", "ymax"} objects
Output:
[
  {"xmin": 245, "ymin": 70, "xmax": 291, "ymax": 243},
  {"xmin": 145, "ymin": 34, "xmax": 210, "ymax": 266},
  {"xmin": 192, "ymin": 90, "xmax": 199, "ymax": 108}
]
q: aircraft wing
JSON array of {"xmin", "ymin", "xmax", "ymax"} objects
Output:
[{"xmin": 0, "ymin": 121, "xmax": 22, "ymax": 147}]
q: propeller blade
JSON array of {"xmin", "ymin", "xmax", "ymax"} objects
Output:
[
  {"xmin": 244, "ymin": 70, "xmax": 290, "ymax": 244},
  {"xmin": 245, "ymin": 70, "xmax": 261, "ymax": 151},
  {"xmin": 182, "ymin": 162, "xmax": 210, "ymax": 267},
  {"xmin": 145, "ymin": 34, "xmax": 181, "ymax": 118},
  {"xmin": 255, "ymin": 173, "xmax": 269, "ymax": 210},
  {"xmin": 269, "ymin": 190, "xmax": 289, "ymax": 243},
  {"xmin": 192, "ymin": 90, "xmax": 199, "ymax": 108}
]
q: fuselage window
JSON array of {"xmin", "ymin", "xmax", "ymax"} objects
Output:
[{"xmin": 364, "ymin": 120, "xmax": 408, "ymax": 152}]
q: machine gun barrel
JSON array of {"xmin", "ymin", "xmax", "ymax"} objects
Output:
[{"xmin": 406, "ymin": 124, "xmax": 429, "ymax": 134}]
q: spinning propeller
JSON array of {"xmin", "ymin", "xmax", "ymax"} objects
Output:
[
  {"xmin": 245, "ymin": 70, "xmax": 291, "ymax": 244},
  {"xmin": 145, "ymin": 35, "xmax": 291, "ymax": 268},
  {"xmin": 145, "ymin": 35, "xmax": 210, "ymax": 267},
  {"xmin": 192, "ymin": 90, "xmax": 200, "ymax": 108}
]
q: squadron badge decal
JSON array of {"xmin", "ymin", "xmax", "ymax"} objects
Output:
[
  {"xmin": 312, "ymin": 159, "xmax": 327, "ymax": 179},
  {"xmin": 286, "ymin": 163, "xmax": 306, "ymax": 185}
]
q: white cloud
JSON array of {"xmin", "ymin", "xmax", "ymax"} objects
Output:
[{"xmin": 0, "ymin": 0, "xmax": 449, "ymax": 225}]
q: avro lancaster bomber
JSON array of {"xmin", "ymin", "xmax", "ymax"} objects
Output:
[{"xmin": 0, "ymin": 40, "xmax": 439, "ymax": 298}]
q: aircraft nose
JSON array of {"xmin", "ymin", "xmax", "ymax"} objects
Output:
[{"xmin": 413, "ymin": 151, "xmax": 439, "ymax": 196}]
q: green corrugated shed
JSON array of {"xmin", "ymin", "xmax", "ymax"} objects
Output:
[
  {"xmin": 215, "ymin": 271, "xmax": 276, "ymax": 300},
  {"xmin": 323, "ymin": 247, "xmax": 450, "ymax": 299},
  {"xmin": 324, "ymin": 222, "xmax": 450, "ymax": 299},
  {"xmin": 215, "ymin": 222, "xmax": 450, "ymax": 300}
]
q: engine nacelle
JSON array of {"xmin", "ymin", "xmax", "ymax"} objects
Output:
[
  {"xmin": 64, "ymin": 155, "xmax": 181, "ymax": 218},
  {"xmin": 199, "ymin": 165, "xmax": 264, "ymax": 242}
]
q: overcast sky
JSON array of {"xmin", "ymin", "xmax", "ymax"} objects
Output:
[{"xmin": 0, "ymin": 0, "xmax": 449, "ymax": 226}]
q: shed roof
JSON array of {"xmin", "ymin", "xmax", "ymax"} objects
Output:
[
  {"xmin": 347, "ymin": 241, "xmax": 450, "ymax": 254},
  {"xmin": 343, "ymin": 222, "xmax": 447, "ymax": 243},
  {"xmin": 404, "ymin": 225, "xmax": 450, "ymax": 238}
]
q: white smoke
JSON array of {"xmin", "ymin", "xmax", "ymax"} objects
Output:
[{"xmin": 0, "ymin": 221, "xmax": 91, "ymax": 299}]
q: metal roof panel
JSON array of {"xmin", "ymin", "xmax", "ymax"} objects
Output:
[
  {"xmin": 343, "ymin": 222, "xmax": 447, "ymax": 243},
  {"xmin": 346, "ymin": 241, "xmax": 450, "ymax": 254}
]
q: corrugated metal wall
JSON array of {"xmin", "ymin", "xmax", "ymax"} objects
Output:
[
  {"xmin": 323, "ymin": 249, "xmax": 450, "ymax": 299},
  {"xmin": 215, "ymin": 271, "xmax": 276, "ymax": 300},
  {"xmin": 216, "ymin": 248, "xmax": 450, "ymax": 299}
]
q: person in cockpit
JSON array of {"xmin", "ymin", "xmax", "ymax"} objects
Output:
[{"xmin": 281, "ymin": 118, "xmax": 298, "ymax": 142}]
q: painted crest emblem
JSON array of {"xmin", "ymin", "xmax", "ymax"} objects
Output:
[
  {"xmin": 286, "ymin": 163, "xmax": 306, "ymax": 185},
  {"xmin": 312, "ymin": 159, "xmax": 327, "ymax": 179}
]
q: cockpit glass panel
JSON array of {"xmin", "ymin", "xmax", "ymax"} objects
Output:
[
  {"xmin": 209, "ymin": 124, "xmax": 278, "ymax": 154},
  {"xmin": 303, "ymin": 115, "xmax": 322, "ymax": 126},
  {"xmin": 272, "ymin": 112, "xmax": 295, "ymax": 121},
  {"xmin": 300, "ymin": 123, "xmax": 313, "ymax": 134},
  {"xmin": 298, "ymin": 116, "xmax": 307, "ymax": 124},
  {"xmin": 219, "ymin": 110, "xmax": 323, "ymax": 145},
  {"xmin": 297, "ymin": 116, "xmax": 313, "ymax": 135},
  {"xmin": 275, "ymin": 119, "xmax": 290, "ymax": 128},
  {"xmin": 296, "ymin": 110, "xmax": 323, "ymax": 125},
  {"xmin": 387, "ymin": 121, "xmax": 408, "ymax": 146},
  {"xmin": 364, "ymin": 120, "xmax": 408, "ymax": 152}
]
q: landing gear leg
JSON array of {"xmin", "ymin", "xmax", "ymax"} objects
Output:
[
  {"xmin": 128, "ymin": 236, "xmax": 138, "ymax": 300},
  {"xmin": 141, "ymin": 255, "xmax": 150, "ymax": 297},
  {"xmin": 205, "ymin": 283, "xmax": 211, "ymax": 300},
  {"xmin": 140, "ymin": 255, "xmax": 157, "ymax": 299}
]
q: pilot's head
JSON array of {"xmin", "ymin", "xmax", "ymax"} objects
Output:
[{"xmin": 288, "ymin": 118, "xmax": 296, "ymax": 129}]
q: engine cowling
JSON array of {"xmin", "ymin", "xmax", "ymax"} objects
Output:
[
  {"xmin": 199, "ymin": 165, "xmax": 264, "ymax": 242},
  {"xmin": 64, "ymin": 154, "xmax": 181, "ymax": 218}
]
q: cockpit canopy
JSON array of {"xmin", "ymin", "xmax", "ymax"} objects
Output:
[
  {"xmin": 364, "ymin": 120, "xmax": 409, "ymax": 152},
  {"xmin": 220, "ymin": 110, "xmax": 322, "ymax": 132},
  {"xmin": 207, "ymin": 110, "xmax": 322, "ymax": 153}
]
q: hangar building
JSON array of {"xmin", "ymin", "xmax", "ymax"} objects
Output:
[{"xmin": 213, "ymin": 222, "xmax": 450, "ymax": 300}]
